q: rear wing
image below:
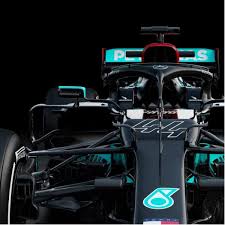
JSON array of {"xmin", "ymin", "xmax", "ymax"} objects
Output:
[{"xmin": 102, "ymin": 48, "xmax": 220, "ymax": 78}]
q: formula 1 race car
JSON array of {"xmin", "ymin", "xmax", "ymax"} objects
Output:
[{"xmin": 0, "ymin": 26, "xmax": 224, "ymax": 224}]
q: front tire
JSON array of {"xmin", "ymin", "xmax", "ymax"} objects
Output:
[{"xmin": 0, "ymin": 129, "xmax": 22, "ymax": 224}]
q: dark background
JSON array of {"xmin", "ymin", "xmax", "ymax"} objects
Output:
[{"xmin": 1, "ymin": 2, "xmax": 224, "ymax": 134}]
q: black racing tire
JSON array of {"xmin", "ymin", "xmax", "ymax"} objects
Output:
[
  {"xmin": 202, "ymin": 191, "xmax": 224, "ymax": 224},
  {"xmin": 0, "ymin": 129, "xmax": 22, "ymax": 224}
]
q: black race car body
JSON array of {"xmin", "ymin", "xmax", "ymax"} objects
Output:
[{"xmin": 0, "ymin": 26, "xmax": 223, "ymax": 224}]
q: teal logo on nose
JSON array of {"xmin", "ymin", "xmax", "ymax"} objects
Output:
[{"xmin": 143, "ymin": 187, "xmax": 179, "ymax": 209}]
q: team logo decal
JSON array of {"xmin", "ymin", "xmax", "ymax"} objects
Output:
[
  {"xmin": 143, "ymin": 187, "xmax": 179, "ymax": 209},
  {"xmin": 153, "ymin": 65, "xmax": 168, "ymax": 70},
  {"xmin": 132, "ymin": 120, "xmax": 186, "ymax": 138}
]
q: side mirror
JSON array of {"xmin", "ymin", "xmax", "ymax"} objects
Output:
[
  {"xmin": 58, "ymin": 86, "xmax": 86, "ymax": 98},
  {"xmin": 188, "ymin": 99, "xmax": 202, "ymax": 110},
  {"xmin": 186, "ymin": 87, "xmax": 202, "ymax": 110}
]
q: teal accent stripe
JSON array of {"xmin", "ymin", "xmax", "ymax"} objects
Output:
[
  {"xmin": 58, "ymin": 86, "xmax": 86, "ymax": 97},
  {"xmin": 194, "ymin": 143, "xmax": 210, "ymax": 171},
  {"xmin": 186, "ymin": 176, "xmax": 195, "ymax": 184}
]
